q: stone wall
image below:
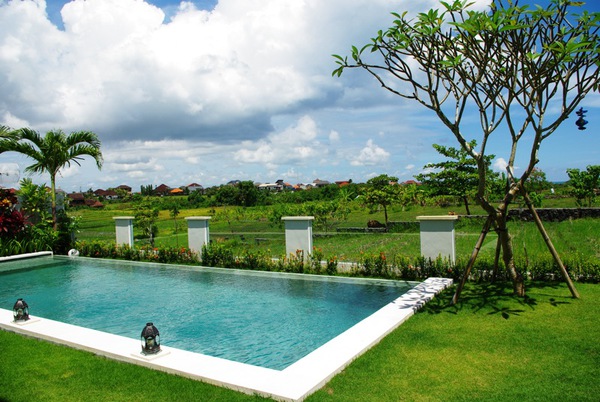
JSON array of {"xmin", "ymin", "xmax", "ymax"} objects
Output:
[{"xmin": 507, "ymin": 208, "xmax": 600, "ymax": 222}]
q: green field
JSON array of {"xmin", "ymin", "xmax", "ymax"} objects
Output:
[{"xmin": 70, "ymin": 199, "xmax": 600, "ymax": 265}]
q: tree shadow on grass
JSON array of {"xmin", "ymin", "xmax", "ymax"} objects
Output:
[{"xmin": 421, "ymin": 281, "xmax": 570, "ymax": 319}]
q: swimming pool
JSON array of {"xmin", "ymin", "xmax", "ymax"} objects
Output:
[
  {"xmin": 0, "ymin": 255, "xmax": 412, "ymax": 370},
  {"xmin": 0, "ymin": 252, "xmax": 452, "ymax": 401}
]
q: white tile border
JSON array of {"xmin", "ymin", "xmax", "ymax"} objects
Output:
[{"xmin": 0, "ymin": 267, "xmax": 451, "ymax": 401}]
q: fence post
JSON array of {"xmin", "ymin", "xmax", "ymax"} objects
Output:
[{"xmin": 416, "ymin": 215, "xmax": 459, "ymax": 264}]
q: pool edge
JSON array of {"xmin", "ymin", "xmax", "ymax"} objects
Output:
[{"xmin": 0, "ymin": 258, "xmax": 452, "ymax": 401}]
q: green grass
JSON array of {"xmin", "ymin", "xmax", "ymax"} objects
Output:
[
  {"xmin": 307, "ymin": 282, "xmax": 600, "ymax": 402},
  {"xmin": 72, "ymin": 201, "xmax": 600, "ymax": 264},
  {"xmin": 0, "ymin": 331, "xmax": 269, "ymax": 402},
  {"xmin": 1, "ymin": 282, "xmax": 598, "ymax": 401}
]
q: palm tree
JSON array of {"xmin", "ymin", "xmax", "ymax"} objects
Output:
[
  {"xmin": 0, "ymin": 125, "xmax": 15, "ymax": 138},
  {"xmin": 0, "ymin": 129, "xmax": 103, "ymax": 228}
]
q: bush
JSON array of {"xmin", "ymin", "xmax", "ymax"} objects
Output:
[{"xmin": 72, "ymin": 240, "xmax": 599, "ymax": 283}]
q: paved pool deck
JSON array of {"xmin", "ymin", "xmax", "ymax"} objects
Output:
[{"xmin": 1, "ymin": 276, "xmax": 452, "ymax": 401}]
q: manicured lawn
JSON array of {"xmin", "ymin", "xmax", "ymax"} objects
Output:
[
  {"xmin": 1, "ymin": 282, "xmax": 598, "ymax": 401},
  {"xmin": 308, "ymin": 282, "xmax": 600, "ymax": 402}
]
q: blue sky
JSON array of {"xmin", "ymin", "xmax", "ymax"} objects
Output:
[{"xmin": 0, "ymin": 0, "xmax": 598, "ymax": 192}]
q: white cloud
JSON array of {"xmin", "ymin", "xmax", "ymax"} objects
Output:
[
  {"xmin": 493, "ymin": 157, "xmax": 508, "ymax": 172},
  {"xmin": 329, "ymin": 130, "xmax": 340, "ymax": 142},
  {"xmin": 350, "ymin": 139, "xmax": 390, "ymax": 166},
  {"xmin": 1, "ymin": 0, "xmax": 588, "ymax": 189},
  {"xmin": 233, "ymin": 115, "xmax": 323, "ymax": 166}
]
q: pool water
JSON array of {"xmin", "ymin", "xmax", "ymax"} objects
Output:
[{"xmin": 0, "ymin": 256, "xmax": 414, "ymax": 370}]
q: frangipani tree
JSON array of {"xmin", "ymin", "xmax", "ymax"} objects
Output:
[{"xmin": 334, "ymin": 0, "xmax": 600, "ymax": 299}]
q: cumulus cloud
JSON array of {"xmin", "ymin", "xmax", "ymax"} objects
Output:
[
  {"xmin": 233, "ymin": 115, "xmax": 322, "ymax": 167},
  {"xmin": 493, "ymin": 157, "xmax": 508, "ymax": 172},
  {"xmin": 350, "ymin": 139, "xmax": 390, "ymax": 166},
  {"xmin": 7, "ymin": 0, "xmax": 577, "ymax": 190},
  {"xmin": 1, "ymin": 0, "xmax": 441, "ymax": 142}
]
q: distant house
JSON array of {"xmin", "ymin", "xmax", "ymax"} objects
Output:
[
  {"xmin": 67, "ymin": 192, "xmax": 86, "ymax": 206},
  {"xmin": 227, "ymin": 180, "xmax": 241, "ymax": 186},
  {"xmin": 186, "ymin": 183, "xmax": 203, "ymax": 192},
  {"xmin": 402, "ymin": 180, "xmax": 421, "ymax": 186},
  {"xmin": 94, "ymin": 189, "xmax": 119, "ymax": 200},
  {"xmin": 89, "ymin": 200, "xmax": 104, "ymax": 208},
  {"xmin": 335, "ymin": 180, "xmax": 351, "ymax": 187},
  {"xmin": 154, "ymin": 184, "xmax": 171, "ymax": 196},
  {"xmin": 170, "ymin": 188, "xmax": 184, "ymax": 196},
  {"xmin": 313, "ymin": 179, "xmax": 330, "ymax": 188},
  {"xmin": 116, "ymin": 185, "xmax": 132, "ymax": 193},
  {"xmin": 257, "ymin": 179, "xmax": 294, "ymax": 192},
  {"xmin": 295, "ymin": 183, "xmax": 313, "ymax": 190},
  {"xmin": 258, "ymin": 182, "xmax": 281, "ymax": 191}
]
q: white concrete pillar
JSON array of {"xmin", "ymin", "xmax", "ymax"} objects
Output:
[
  {"xmin": 113, "ymin": 216, "xmax": 135, "ymax": 247},
  {"xmin": 282, "ymin": 216, "xmax": 314, "ymax": 259},
  {"xmin": 185, "ymin": 216, "xmax": 211, "ymax": 255},
  {"xmin": 416, "ymin": 215, "xmax": 459, "ymax": 264}
]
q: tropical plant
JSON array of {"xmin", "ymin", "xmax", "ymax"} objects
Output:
[
  {"xmin": 566, "ymin": 165, "xmax": 600, "ymax": 207},
  {"xmin": 362, "ymin": 174, "xmax": 400, "ymax": 227},
  {"xmin": 415, "ymin": 141, "xmax": 497, "ymax": 215},
  {"xmin": 333, "ymin": 0, "xmax": 600, "ymax": 299},
  {"xmin": 134, "ymin": 199, "xmax": 159, "ymax": 247},
  {"xmin": 16, "ymin": 178, "xmax": 51, "ymax": 225},
  {"xmin": 0, "ymin": 129, "xmax": 102, "ymax": 228},
  {"xmin": 0, "ymin": 188, "xmax": 27, "ymax": 238}
]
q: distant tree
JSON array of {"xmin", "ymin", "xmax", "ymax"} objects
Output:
[
  {"xmin": 415, "ymin": 141, "xmax": 497, "ymax": 215},
  {"xmin": 113, "ymin": 188, "xmax": 130, "ymax": 200},
  {"xmin": 525, "ymin": 168, "xmax": 551, "ymax": 193},
  {"xmin": 362, "ymin": 174, "xmax": 400, "ymax": 227},
  {"xmin": 333, "ymin": 0, "xmax": 599, "ymax": 299},
  {"xmin": 187, "ymin": 190, "xmax": 205, "ymax": 207},
  {"xmin": 305, "ymin": 200, "xmax": 351, "ymax": 232},
  {"xmin": 170, "ymin": 204, "xmax": 180, "ymax": 232},
  {"xmin": 134, "ymin": 199, "xmax": 159, "ymax": 247},
  {"xmin": 235, "ymin": 180, "xmax": 263, "ymax": 207},
  {"xmin": 140, "ymin": 184, "xmax": 154, "ymax": 196},
  {"xmin": 0, "ymin": 128, "xmax": 102, "ymax": 229},
  {"xmin": 567, "ymin": 165, "xmax": 600, "ymax": 207},
  {"xmin": 399, "ymin": 182, "xmax": 425, "ymax": 209},
  {"xmin": 214, "ymin": 185, "xmax": 238, "ymax": 206}
]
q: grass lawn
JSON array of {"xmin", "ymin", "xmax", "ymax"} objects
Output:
[{"xmin": 1, "ymin": 282, "xmax": 598, "ymax": 402}]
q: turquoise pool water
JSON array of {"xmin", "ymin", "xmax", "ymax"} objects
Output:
[{"xmin": 0, "ymin": 256, "xmax": 414, "ymax": 370}]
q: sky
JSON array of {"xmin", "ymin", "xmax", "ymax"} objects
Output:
[{"xmin": 0, "ymin": 0, "xmax": 599, "ymax": 193}]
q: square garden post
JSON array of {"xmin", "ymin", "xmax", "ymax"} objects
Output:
[
  {"xmin": 282, "ymin": 216, "xmax": 314, "ymax": 260},
  {"xmin": 416, "ymin": 215, "xmax": 459, "ymax": 264},
  {"xmin": 113, "ymin": 216, "xmax": 134, "ymax": 247},
  {"xmin": 185, "ymin": 216, "xmax": 211, "ymax": 255}
]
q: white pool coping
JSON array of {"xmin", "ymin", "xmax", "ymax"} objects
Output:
[{"xmin": 0, "ymin": 274, "xmax": 451, "ymax": 401}]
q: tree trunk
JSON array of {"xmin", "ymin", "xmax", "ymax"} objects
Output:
[
  {"xmin": 521, "ymin": 189, "xmax": 580, "ymax": 298},
  {"xmin": 462, "ymin": 195, "xmax": 471, "ymax": 215},
  {"xmin": 50, "ymin": 175, "xmax": 57, "ymax": 231},
  {"xmin": 383, "ymin": 204, "xmax": 389, "ymax": 228},
  {"xmin": 452, "ymin": 216, "xmax": 493, "ymax": 304},
  {"xmin": 492, "ymin": 235, "xmax": 501, "ymax": 282},
  {"xmin": 496, "ymin": 218, "xmax": 525, "ymax": 297}
]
